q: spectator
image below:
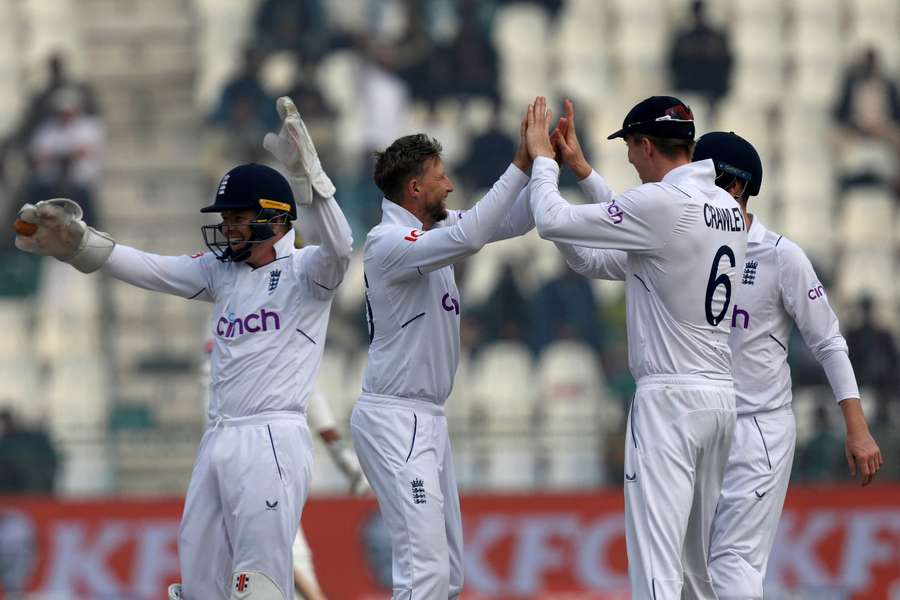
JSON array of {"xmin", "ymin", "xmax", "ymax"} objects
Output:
[
  {"xmin": 846, "ymin": 295, "xmax": 899, "ymax": 423},
  {"xmin": 449, "ymin": 0, "xmax": 500, "ymax": 103},
  {"xmin": 833, "ymin": 47, "xmax": 900, "ymax": 192},
  {"xmin": 209, "ymin": 47, "xmax": 279, "ymax": 133},
  {"xmin": 529, "ymin": 265, "xmax": 603, "ymax": 354},
  {"xmin": 0, "ymin": 409, "xmax": 58, "ymax": 494},
  {"xmin": 457, "ymin": 103, "xmax": 517, "ymax": 190},
  {"xmin": 478, "ymin": 263, "xmax": 529, "ymax": 344},
  {"xmin": 834, "ymin": 48, "xmax": 900, "ymax": 143},
  {"xmin": 667, "ymin": 0, "xmax": 733, "ymax": 115},
  {"xmin": 29, "ymin": 88, "xmax": 104, "ymax": 192},
  {"xmin": 16, "ymin": 53, "xmax": 100, "ymax": 147},
  {"xmin": 253, "ymin": 0, "xmax": 330, "ymax": 60}
]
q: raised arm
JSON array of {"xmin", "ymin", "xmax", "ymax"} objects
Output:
[
  {"xmin": 103, "ymin": 245, "xmax": 214, "ymax": 301},
  {"xmin": 14, "ymin": 197, "xmax": 213, "ymax": 299},
  {"xmin": 555, "ymin": 243, "xmax": 628, "ymax": 280},
  {"xmin": 530, "ymin": 157, "xmax": 675, "ymax": 252},
  {"xmin": 264, "ymin": 95, "xmax": 353, "ymax": 291},
  {"xmin": 372, "ymin": 164, "xmax": 529, "ymax": 282},
  {"xmin": 525, "ymin": 97, "xmax": 677, "ymax": 252}
]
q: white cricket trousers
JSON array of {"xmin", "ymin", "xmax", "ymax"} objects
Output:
[
  {"xmin": 178, "ymin": 412, "xmax": 313, "ymax": 599},
  {"xmin": 350, "ymin": 394, "xmax": 464, "ymax": 599},
  {"xmin": 623, "ymin": 376, "xmax": 736, "ymax": 600},
  {"xmin": 708, "ymin": 405, "xmax": 796, "ymax": 599}
]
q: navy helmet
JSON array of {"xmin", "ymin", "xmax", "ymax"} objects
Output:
[
  {"xmin": 607, "ymin": 96, "xmax": 695, "ymax": 141},
  {"xmin": 201, "ymin": 163, "xmax": 296, "ymax": 262},
  {"xmin": 693, "ymin": 131, "xmax": 763, "ymax": 197}
]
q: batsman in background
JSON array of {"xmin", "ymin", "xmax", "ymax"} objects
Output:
[
  {"xmin": 527, "ymin": 96, "xmax": 745, "ymax": 599},
  {"xmin": 694, "ymin": 132, "xmax": 883, "ymax": 599},
  {"xmin": 14, "ymin": 97, "xmax": 353, "ymax": 600},
  {"xmin": 291, "ymin": 390, "xmax": 370, "ymax": 600},
  {"xmin": 351, "ymin": 110, "xmax": 535, "ymax": 599}
]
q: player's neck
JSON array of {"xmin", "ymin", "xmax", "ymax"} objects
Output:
[
  {"xmin": 246, "ymin": 238, "xmax": 280, "ymax": 268},
  {"xmin": 654, "ymin": 157, "xmax": 690, "ymax": 183},
  {"xmin": 398, "ymin": 199, "xmax": 434, "ymax": 230}
]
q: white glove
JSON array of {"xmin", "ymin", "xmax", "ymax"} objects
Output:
[
  {"xmin": 263, "ymin": 96, "xmax": 336, "ymax": 206},
  {"xmin": 15, "ymin": 198, "xmax": 115, "ymax": 273},
  {"xmin": 326, "ymin": 440, "xmax": 371, "ymax": 496}
]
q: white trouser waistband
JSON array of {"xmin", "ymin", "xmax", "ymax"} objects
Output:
[
  {"xmin": 637, "ymin": 374, "xmax": 734, "ymax": 390},
  {"xmin": 208, "ymin": 411, "xmax": 307, "ymax": 430},
  {"xmin": 357, "ymin": 392, "xmax": 446, "ymax": 416}
]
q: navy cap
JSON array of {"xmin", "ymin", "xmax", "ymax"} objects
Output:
[
  {"xmin": 607, "ymin": 96, "xmax": 695, "ymax": 141},
  {"xmin": 693, "ymin": 131, "xmax": 763, "ymax": 197},
  {"xmin": 201, "ymin": 163, "xmax": 297, "ymax": 219}
]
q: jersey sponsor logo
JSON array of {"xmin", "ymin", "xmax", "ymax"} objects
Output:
[
  {"xmin": 190, "ymin": 252, "xmax": 205, "ymax": 259},
  {"xmin": 404, "ymin": 229, "xmax": 424, "ymax": 242},
  {"xmin": 625, "ymin": 472, "xmax": 637, "ymax": 482},
  {"xmin": 730, "ymin": 304, "xmax": 750, "ymax": 329},
  {"xmin": 267, "ymin": 269, "xmax": 281, "ymax": 294},
  {"xmin": 265, "ymin": 500, "xmax": 278, "ymax": 510},
  {"xmin": 703, "ymin": 203, "xmax": 745, "ymax": 232},
  {"xmin": 742, "ymin": 260, "xmax": 758, "ymax": 285},
  {"xmin": 411, "ymin": 479, "xmax": 426, "ymax": 504},
  {"xmin": 215, "ymin": 309, "xmax": 281, "ymax": 338},
  {"xmin": 442, "ymin": 293, "xmax": 460, "ymax": 315},
  {"xmin": 808, "ymin": 283, "xmax": 825, "ymax": 300},
  {"xmin": 605, "ymin": 200, "xmax": 624, "ymax": 224}
]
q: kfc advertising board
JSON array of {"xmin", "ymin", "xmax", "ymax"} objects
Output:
[{"xmin": 2, "ymin": 486, "xmax": 899, "ymax": 599}]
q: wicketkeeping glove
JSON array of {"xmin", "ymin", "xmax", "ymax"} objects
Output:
[
  {"xmin": 263, "ymin": 96, "xmax": 336, "ymax": 206},
  {"xmin": 14, "ymin": 198, "xmax": 115, "ymax": 273}
]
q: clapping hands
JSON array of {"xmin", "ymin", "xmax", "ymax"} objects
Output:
[{"xmin": 521, "ymin": 96, "xmax": 592, "ymax": 180}]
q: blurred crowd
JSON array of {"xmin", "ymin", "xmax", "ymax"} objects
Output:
[{"xmin": 1, "ymin": 0, "xmax": 899, "ymax": 494}]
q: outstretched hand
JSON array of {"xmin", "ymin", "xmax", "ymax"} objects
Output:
[
  {"xmin": 525, "ymin": 96, "xmax": 555, "ymax": 160},
  {"xmin": 551, "ymin": 99, "xmax": 592, "ymax": 180}
]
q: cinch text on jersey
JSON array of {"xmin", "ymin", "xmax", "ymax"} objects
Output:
[
  {"xmin": 703, "ymin": 204, "xmax": 744, "ymax": 232},
  {"xmin": 216, "ymin": 309, "xmax": 281, "ymax": 338}
]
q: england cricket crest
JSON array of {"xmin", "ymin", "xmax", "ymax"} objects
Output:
[{"xmin": 267, "ymin": 269, "xmax": 282, "ymax": 294}]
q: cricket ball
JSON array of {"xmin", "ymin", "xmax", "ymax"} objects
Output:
[{"xmin": 13, "ymin": 219, "xmax": 37, "ymax": 237}]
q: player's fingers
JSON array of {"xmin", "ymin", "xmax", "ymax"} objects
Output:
[
  {"xmin": 869, "ymin": 454, "xmax": 880, "ymax": 476},
  {"xmin": 565, "ymin": 99, "xmax": 575, "ymax": 123},
  {"xmin": 846, "ymin": 450, "xmax": 856, "ymax": 477},
  {"xmin": 527, "ymin": 103, "xmax": 535, "ymax": 127},
  {"xmin": 16, "ymin": 204, "xmax": 39, "ymax": 224},
  {"xmin": 859, "ymin": 454, "xmax": 872, "ymax": 480}
]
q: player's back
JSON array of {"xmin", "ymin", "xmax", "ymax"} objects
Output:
[{"xmin": 613, "ymin": 160, "xmax": 748, "ymax": 380}]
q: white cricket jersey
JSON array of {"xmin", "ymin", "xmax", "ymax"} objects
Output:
[
  {"xmin": 102, "ymin": 195, "xmax": 353, "ymax": 420},
  {"xmin": 361, "ymin": 164, "xmax": 530, "ymax": 405},
  {"xmin": 531, "ymin": 157, "xmax": 747, "ymax": 381},
  {"xmin": 728, "ymin": 217, "xmax": 859, "ymax": 414}
]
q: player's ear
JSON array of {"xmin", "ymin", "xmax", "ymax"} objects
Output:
[{"xmin": 405, "ymin": 176, "xmax": 420, "ymax": 201}]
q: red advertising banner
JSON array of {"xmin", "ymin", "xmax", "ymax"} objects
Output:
[{"xmin": 1, "ymin": 485, "xmax": 899, "ymax": 599}]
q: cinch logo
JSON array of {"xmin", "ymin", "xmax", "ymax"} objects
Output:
[
  {"xmin": 442, "ymin": 293, "xmax": 460, "ymax": 315},
  {"xmin": 216, "ymin": 309, "xmax": 281, "ymax": 338},
  {"xmin": 606, "ymin": 200, "xmax": 623, "ymax": 224},
  {"xmin": 808, "ymin": 283, "xmax": 825, "ymax": 300},
  {"xmin": 730, "ymin": 304, "xmax": 750, "ymax": 329}
]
